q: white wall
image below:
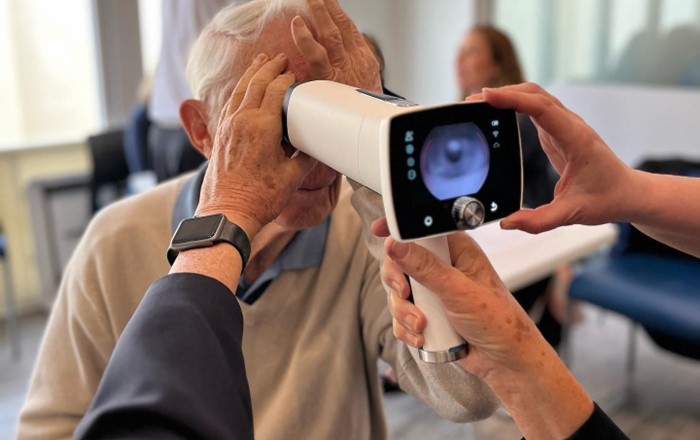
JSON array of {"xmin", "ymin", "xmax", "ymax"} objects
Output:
[
  {"xmin": 548, "ymin": 83, "xmax": 700, "ymax": 166},
  {"xmin": 0, "ymin": 0, "xmax": 100, "ymax": 144},
  {"xmin": 0, "ymin": 0, "xmax": 22, "ymax": 141},
  {"xmin": 340, "ymin": 0, "xmax": 477, "ymax": 105}
]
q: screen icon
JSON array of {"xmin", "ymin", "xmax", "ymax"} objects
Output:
[
  {"xmin": 408, "ymin": 169, "xmax": 417, "ymax": 181},
  {"xmin": 492, "ymin": 130, "xmax": 500, "ymax": 138},
  {"xmin": 490, "ymin": 202, "xmax": 498, "ymax": 213},
  {"xmin": 424, "ymin": 216, "xmax": 434, "ymax": 227},
  {"xmin": 405, "ymin": 131, "xmax": 414, "ymax": 142},
  {"xmin": 493, "ymin": 142, "xmax": 501, "ymax": 149},
  {"xmin": 407, "ymin": 157, "xmax": 415, "ymax": 167},
  {"xmin": 406, "ymin": 144, "xmax": 415, "ymax": 155},
  {"xmin": 491, "ymin": 120, "xmax": 499, "ymax": 127}
]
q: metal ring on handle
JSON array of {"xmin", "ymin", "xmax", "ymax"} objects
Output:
[{"xmin": 418, "ymin": 343, "xmax": 469, "ymax": 363}]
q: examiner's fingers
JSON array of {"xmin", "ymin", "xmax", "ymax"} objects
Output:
[
  {"xmin": 388, "ymin": 289, "xmax": 426, "ymax": 333},
  {"xmin": 291, "ymin": 16, "xmax": 333, "ymax": 79},
  {"xmin": 308, "ymin": 0, "xmax": 345, "ymax": 63},
  {"xmin": 393, "ymin": 319, "xmax": 424, "ymax": 348},
  {"xmin": 481, "ymin": 86, "xmax": 584, "ymax": 146},
  {"xmin": 221, "ymin": 53, "xmax": 269, "ymax": 118},
  {"xmin": 239, "ymin": 54, "xmax": 289, "ymax": 110},
  {"xmin": 384, "ymin": 237, "xmax": 479, "ymax": 309},
  {"xmin": 381, "ymin": 256, "xmax": 411, "ymax": 298},
  {"xmin": 370, "ymin": 217, "xmax": 390, "ymax": 238}
]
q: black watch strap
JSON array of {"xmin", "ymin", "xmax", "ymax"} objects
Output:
[
  {"xmin": 167, "ymin": 214, "xmax": 251, "ymax": 269},
  {"xmin": 218, "ymin": 219, "xmax": 251, "ymax": 269}
]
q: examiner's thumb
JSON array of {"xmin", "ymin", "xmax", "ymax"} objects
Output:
[
  {"xmin": 500, "ymin": 202, "xmax": 570, "ymax": 234},
  {"xmin": 384, "ymin": 238, "xmax": 448, "ymax": 291}
]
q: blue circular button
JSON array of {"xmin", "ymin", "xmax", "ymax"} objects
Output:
[
  {"xmin": 407, "ymin": 169, "xmax": 417, "ymax": 181},
  {"xmin": 406, "ymin": 144, "xmax": 415, "ymax": 155},
  {"xmin": 407, "ymin": 157, "xmax": 415, "ymax": 167}
]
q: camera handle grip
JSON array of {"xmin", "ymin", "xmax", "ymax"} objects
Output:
[{"xmin": 409, "ymin": 235, "xmax": 469, "ymax": 363}]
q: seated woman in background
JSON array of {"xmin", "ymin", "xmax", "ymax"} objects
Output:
[{"xmin": 456, "ymin": 25, "xmax": 566, "ymax": 347}]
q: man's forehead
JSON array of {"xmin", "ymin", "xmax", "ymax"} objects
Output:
[{"xmin": 244, "ymin": 15, "xmax": 310, "ymax": 81}]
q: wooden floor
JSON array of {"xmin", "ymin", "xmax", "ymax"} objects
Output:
[{"xmin": 1, "ymin": 306, "xmax": 699, "ymax": 439}]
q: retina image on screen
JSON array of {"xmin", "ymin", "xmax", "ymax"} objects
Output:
[{"xmin": 420, "ymin": 122, "xmax": 490, "ymax": 200}]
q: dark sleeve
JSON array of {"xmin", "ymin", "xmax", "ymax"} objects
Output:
[
  {"xmin": 74, "ymin": 273, "xmax": 253, "ymax": 440},
  {"xmin": 521, "ymin": 403, "xmax": 628, "ymax": 440},
  {"xmin": 566, "ymin": 403, "xmax": 629, "ymax": 440},
  {"xmin": 518, "ymin": 113, "xmax": 558, "ymax": 208}
]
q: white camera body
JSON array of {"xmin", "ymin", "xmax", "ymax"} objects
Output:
[{"xmin": 284, "ymin": 80, "xmax": 523, "ymax": 362}]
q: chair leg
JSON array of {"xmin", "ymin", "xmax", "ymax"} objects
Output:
[
  {"xmin": 624, "ymin": 321, "xmax": 638, "ymax": 401},
  {"xmin": 559, "ymin": 300, "xmax": 576, "ymax": 367},
  {"xmin": 2, "ymin": 259, "xmax": 21, "ymax": 361}
]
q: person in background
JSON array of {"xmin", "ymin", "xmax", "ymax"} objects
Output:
[
  {"xmin": 16, "ymin": 2, "xmax": 498, "ymax": 439},
  {"xmin": 456, "ymin": 25, "xmax": 567, "ymax": 347},
  {"xmin": 148, "ymin": 0, "xmax": 237, "ymax": 182}
]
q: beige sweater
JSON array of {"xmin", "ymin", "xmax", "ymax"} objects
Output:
[{"xmin": 17, "ymin": 176, "xmax": 497, "ymax": 440}]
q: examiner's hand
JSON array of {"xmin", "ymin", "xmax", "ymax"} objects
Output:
[
  {"xmin": 371, "ymin": 219, "xmax": 547, "ymax": 379},
  {"xmin": 372, "ymin": 219, "xmax": 596, "ymax": 439},
  {"xmin": 470, "ymin": 83, "xmax": 636, "ymax": 234},
  {"xmin": 196, "ymin": 54, "xmax": 316, "ymax": 237},
  {"xmin": 291, "ymin": 0, "xmax": 382, "ymax": 92}
]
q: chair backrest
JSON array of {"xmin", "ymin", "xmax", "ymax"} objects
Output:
[{"xmin": 87, "ymin": 129, "xmax": 129, "ymax": 211}]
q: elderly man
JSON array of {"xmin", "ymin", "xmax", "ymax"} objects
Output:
[{"xmin": 17, "ymin": 1, "xmax": 497, "ymax": 439}]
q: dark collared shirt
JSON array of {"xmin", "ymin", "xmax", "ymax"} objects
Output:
[{"xmin": 172, "ymin": 163, "xmax": 329, "ymax": 304}]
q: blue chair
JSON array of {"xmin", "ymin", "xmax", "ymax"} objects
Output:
[
  {"xmin": 564, "ymin": 249, "xmax": 700, "ymax": 402},
  {"xmin": 563, "ymin": 157, "xmax": 700, "ymax": 401},
  {"xmin": 0, "ymin": 231, "xmax": 20, "ymax": 360}
]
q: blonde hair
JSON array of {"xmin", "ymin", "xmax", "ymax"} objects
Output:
[{"xmin": 186, "ymin": 0, "xmax": 309, "ymax": 124}]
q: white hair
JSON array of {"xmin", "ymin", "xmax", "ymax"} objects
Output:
[{"xmin": 186, "ymin": 0, "xmax": 309, "ymax": 124}]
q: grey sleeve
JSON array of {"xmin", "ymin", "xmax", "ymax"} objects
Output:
[
  {"xmin": 74, "ymin": 273, "xmax": 253, "ymax": 440},
  {"xmin": 350, "ymin": 185, "xmax": 499, "ymax": 422}
]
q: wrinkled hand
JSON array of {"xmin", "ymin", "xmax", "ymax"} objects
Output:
[
  {"xmin": 291, "ymin": 0, "xmax": 382, "ymax": 92},
  {"xmin": 197, "ymin": 54, "xmax": 316, "ymax": 237},
  {"xmin": 469, "ymin": 83, "xmax": 635, "ymax": 234},
  {"xmin": 371, "ymin": 218, "xmax": 548, "ymax": 379}
]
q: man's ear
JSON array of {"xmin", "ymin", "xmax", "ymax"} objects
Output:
[{"xmin": 180, "ymin": 99, "xmax": 213, "ymax": 157}]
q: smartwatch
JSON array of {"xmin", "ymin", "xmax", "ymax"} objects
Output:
[{"xmin": 167, "ymin": 213, "xmax": 251, "ymax": 269}]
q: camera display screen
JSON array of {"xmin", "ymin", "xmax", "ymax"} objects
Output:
[
  {"xmin": 389, "ymin": 102, "xmax": 522, "ymax": 240},
  {"xmin": 421, "ymin": 122, "xmax": 490, "ymax": 200}
]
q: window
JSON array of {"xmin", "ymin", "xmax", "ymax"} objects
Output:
[
  {"xmin": 493, "ymin": 0, "xmax": 700, "ymax": 87},
  {"xmin": 0, "ymin": 0, "xmax": 100, "ymax": 145}
]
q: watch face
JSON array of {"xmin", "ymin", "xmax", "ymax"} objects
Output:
[{"xmin": 171, "ymin": 214, "xmax": 223, "ymax": 245}]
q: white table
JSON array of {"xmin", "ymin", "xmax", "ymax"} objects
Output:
[{"xmin": 468, "ymin": 222, "xmax": 619, "ymax": 291}]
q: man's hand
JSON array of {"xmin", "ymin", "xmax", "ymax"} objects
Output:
[
  {"xmin": 291, "ymin": 0, "xmax": 382, "ymax": 92},
  {"xmin": 468, "ymin": 83, "xmax": 637, "ymax": 234},
  {"xmin": 196, "ymin": 54, "xmax": 317, "ymax": 238}
]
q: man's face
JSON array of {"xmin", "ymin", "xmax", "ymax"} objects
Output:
[{"xmin": 226, "ymin": 15, "xmax": 342, "ymax": 231}]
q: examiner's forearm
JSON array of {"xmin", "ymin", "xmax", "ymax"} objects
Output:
[
  {"xmin": 627, "ymin": 171, "xmax": 700, "ymax": 258},
  {"xmin": 479, "ymin": 340, "xmax": 594, "ymax": 440}
]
